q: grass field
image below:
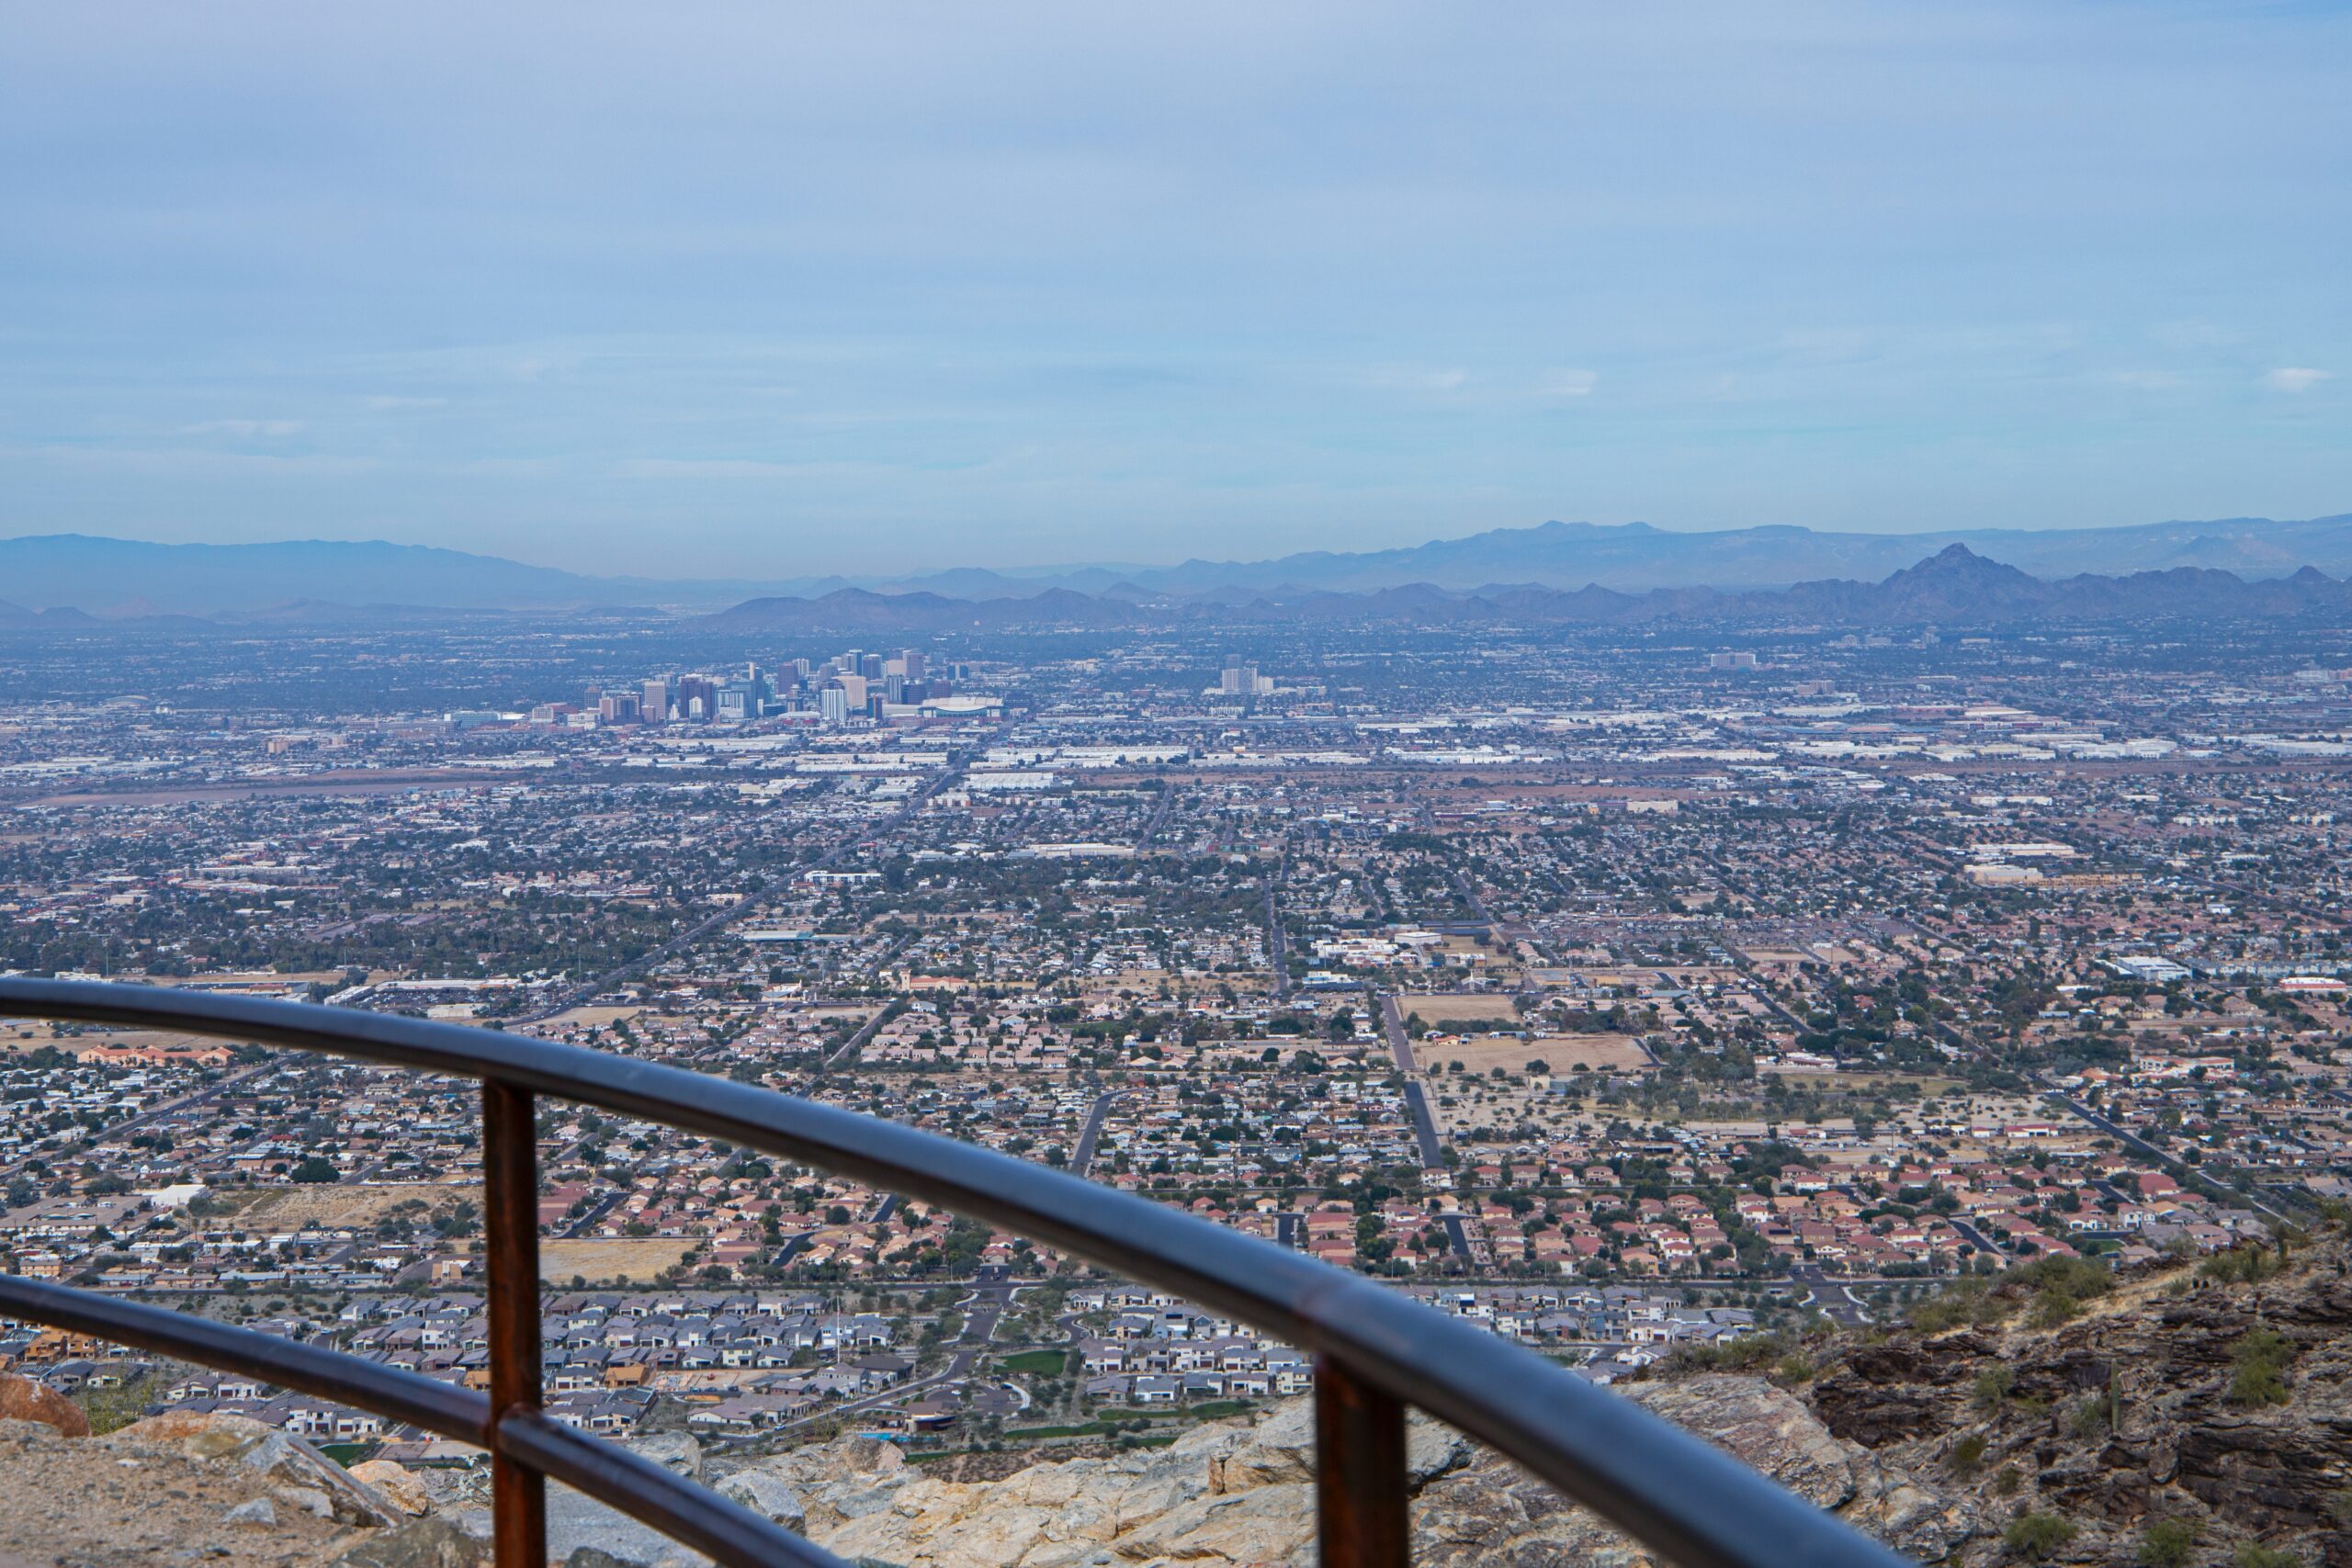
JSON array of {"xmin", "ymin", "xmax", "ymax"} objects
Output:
[{"xmin": 998, "ymin": 1348, "xmax": 1068, "ymax": 1376}]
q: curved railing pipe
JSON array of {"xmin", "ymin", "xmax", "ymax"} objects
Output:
[{"xmin": 0, "ymin": 978, "xmax": 1911, "ymax": 1568}]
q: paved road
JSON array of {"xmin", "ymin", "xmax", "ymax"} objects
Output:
[
  {"xmin": 1376, "ymin": 990, "xmax": 1464, "ymax": 1259},
  {"xmin": 1136, "ymin": 782, "xmax": 1175, "ymax": 849},
  {"xmin": 813, "ymin": 984, "xmax": 909, "ymax": 1078},
  {"xmin": 1945, "ymin": 1216, "xmax": 2000, "ymax": 1257},
  {"xmin": 756, "ymin": 1266, "xmax": 1022, "ymax": 1441},
  {"xmin": 1789, "ymin": 1263, "xmax": 1871, "ymax": 1326},
  {"xmin": 2042, "ymin": 1089, "xmax": 2299, "ymax": 1223},
  {"xmin": 1069, "ymin": 1089, "xmax": 1131, "ymax": 1179},
  {"xmin": 1263, "ymin": 869, "xmax": 1291, "ymax": 1002},
  {"xmin": 1448, "ymin": 869, "xmax": 1495, "ymax": 931},
  {"xmin": 1380, "ymin": 993, "xmax": 1448, "ymax": 1172}
]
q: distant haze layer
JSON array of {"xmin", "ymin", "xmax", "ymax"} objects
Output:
[{"xmin": 3, "ymin": 514, "xmax": 2352, "ymax": 621}]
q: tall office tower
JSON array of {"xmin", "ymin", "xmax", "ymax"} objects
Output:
[
  {"xmin": 900, "ymin": 649, "xmax": 926, "ymax": 682},
  {"xmin": 791, "ymin": 658, "xmax": 812, "ymax": 680},
  {"xmin": 833, "ymin": 673, "xmax": 868, "ymax": 711},
  {"xmin": 858, "ymin": 653, "xmax": 885, "ymax": 681},
  {"xmin": 1221, "ymin": 659, "xmax": 1249, "ymax": 694},
  {"xmin": 820, "ymin": 683, "xmax": 850, "ymax": 725},
  {"xmin": 641, "ymin": 679, "xmax": 670, "ymax": 722},
  {"xmin": 883, "ymin": 673, "xmax": 907, "ymax": 703}
]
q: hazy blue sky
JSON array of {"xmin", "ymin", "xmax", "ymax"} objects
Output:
[{"xmin": 2, "ymin": 3, "xmax": 2346, "ymax": 576}]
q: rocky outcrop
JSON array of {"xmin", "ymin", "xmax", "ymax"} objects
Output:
[
  {"xmin": 0, "ymin": 1413, "xmax": 427, "ymax": 1567},
  {"xmin": 114, "ymin": 1410, "xmax": 406, "ymax": 1528},
  {"xmin": 687, "ymin": 1374, "xmax": 1962, "ymax": 1568},
  {"xmin": 0, "ymin": 1373, "xmax": 89, "ymax": 1438},
  {"xmin": 349, "ymin": 1460, "xmax": 433, "ymax": 1517},
  {"xmin": 1783, "ymin": 1236, "xmax": 2352, "ymax": 1566}
]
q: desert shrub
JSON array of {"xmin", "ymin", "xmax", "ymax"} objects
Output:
[
  {"xmin": 2014, "ymin": 1256, "xmax": 2112, "ymax": 1325},
  {"xmin": 71, "ymin": 1373, "xmax": 159, "ymax": 1437},
  {"xmin": 1909, "ymin": 1277, "xmax": 2011, "ymax": 1333},
  {"xmin": 2229, "ymin": 1327, "xmax": 2294, "ymax": 1408},
  {"xmin": 1949, "ymin": 1433, "xmax": 1988, "ymax": 1478},
  {"xmin": 2138, "ymin": 1518, "xmax": 2197, "ymax": 1568},
  {"xmin": 1973, "ymin": 1364, "xmax": 2016, "ymax": 1414},
  {"xmin": 2233, "ymin": 1545, "xmax": 2300, "ymax": 1568},
  {"xmin": 1668, "ymin": 1333, "xmax": 1785, "ymax": 1374},
  {"xmin": 2202, "ymin": 1247, "xmax": 2283, "ymax": 1286},
  {"xmin": 2065, "ymin": 1394, "xmax": 2112, "ymax": 1438},
  {"xmin": 2004, "ymin": 1512, "xmax": 2077, "ymax": 1562}
]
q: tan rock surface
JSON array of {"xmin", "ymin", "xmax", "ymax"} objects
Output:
[
  {"xmin": 0, "ymin": 1373, "xmax": 90, "ymax": 1438},
  {"xmin": 704, "ymin": 1374, "xmax": 1954, "ymax": 1568},
  {"xmin": 349, "ymin": 1461, "xmax": 433, "ymax": 1517},
  {"xmin": 0, "ymin": 1416, "xmax": 370, "ymax": 1567}
]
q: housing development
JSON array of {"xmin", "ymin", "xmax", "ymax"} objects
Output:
[{"xmin": 5, "ymin": 605, "xmax": 2350, "ymax": 1461}]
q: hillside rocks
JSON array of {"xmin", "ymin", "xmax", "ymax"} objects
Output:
[
  {"xmin": 349, "ymin": 1461, "xmax": 433, "ymax": 1516},
  {"xmin": 684, "ymin": 1374, "xmax": 1957, "ymax": 1568},
  {"xmin": 1789, "ymin": 1238, "xmax": 2352, "ymax": 1567},
  {"xmin": 0, "ymin": 1414, "xmax": 393, "ymax": 1566},
  {"xmin": 114, "ymin": 1410, "xmax": 406, "ymax": 1528},
  {"xmin": 0, "ymin": 1373, "xmax": 90, "ymax": 1438}
]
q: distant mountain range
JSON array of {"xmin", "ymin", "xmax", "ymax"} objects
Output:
[
  {"xmin": 3, "ymin": 512, "xmax": 2351, "ymax": 623},
  {"xmin": 699, "ymin": 545, "xmax": 2352, "ymax": 633},
  {"xmin": 752, "ymin": 512, "xmax": 2352, "ymax": 600}
]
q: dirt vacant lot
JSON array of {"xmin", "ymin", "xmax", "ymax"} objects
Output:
[
  {"xmin": 1421, "ymin": 1033, "xmax": 1649, "ymax": 1077},
  {"xmin": 234, "ymin": 1181, "xmax": 478, "ymax": 1230},
  {"xmin": 1398, "ymin": 993, "xmax": 1521, "ymax": 1026},
  {"xmin": 541, "ymin": 1237, "xmax": 697, "ymax": 1284}
]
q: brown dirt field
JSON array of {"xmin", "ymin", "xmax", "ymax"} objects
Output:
[
  {"xmin": 540, "ymin": 1237, "xmax": 697, "ymax": 1284},
  {"xmin": 0, "ymin": 1025, "xmax": 229, "ymax": 1053},
  {"xmin": 1398, "ymin": 993, "xmax": 1521, "ymax": 1025},
  {"xmin": 1422, "ymin": 1033, "xmax": 1649, "ymax": 1076},
  {"xmin": 230, "ymin": 1181, "xmax": 478, "ymax": 1229},
  {"xmin": 540, "ymin": 1004, "xmax": 646, "ymax": 1030}
]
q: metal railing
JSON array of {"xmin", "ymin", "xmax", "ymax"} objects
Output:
[{"xmin": 0, "ymin": 978, "xmax": 1911, "ymax": 1568}]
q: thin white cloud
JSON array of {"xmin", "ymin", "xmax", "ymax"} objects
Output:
[
  {"xmin": 1537, "ymin": 368, "xmax": 1599, "ymax": 398},
  {"xmin": 615, "ymin": 457, "xmax": 801, "ymax": 479},
  {"xmin": 180, "ymin": 418, "xmax": 303, "ymax": 437},
  {"xmin": 2264, "ymin": 367, "xmax": 2333, "ymax": 392},
  {"xmin": 1358, "ymin": 365, "xmax": 1470, "ymax": 393}
]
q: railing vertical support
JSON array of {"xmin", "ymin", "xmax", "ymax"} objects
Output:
[
  {"xmin": 1314, "ymin": 1354, "xmax": 1409, "ymax": 1568},
  {"xmin": 482, "ymin": 1079, "xmax": 547, "ymax": 1568}
]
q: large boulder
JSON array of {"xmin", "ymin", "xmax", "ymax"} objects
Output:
[
  {"xmin": 351, "ymin": 1458, "xmax": 435, "ymax": 1516},
  {"xmin": 334, "ymin": 1516, "xmax": 492, "ymax": 1568},
  {"xmin": 114, "ymin": 1408, "xmax": 404, "ymax": 1527},
  {"xmin": 0, "ymin": 1373, "xmax": 88, "ymax": 1438}
]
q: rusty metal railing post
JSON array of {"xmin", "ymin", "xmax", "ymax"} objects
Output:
[
  {"xmin": 482, "ymin": 1079, "xmax": 547, "ymax": 1568},
  {"xmin": 1315, "ymin": 1354, "xmax": 1408, "ymax": 1568}
]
